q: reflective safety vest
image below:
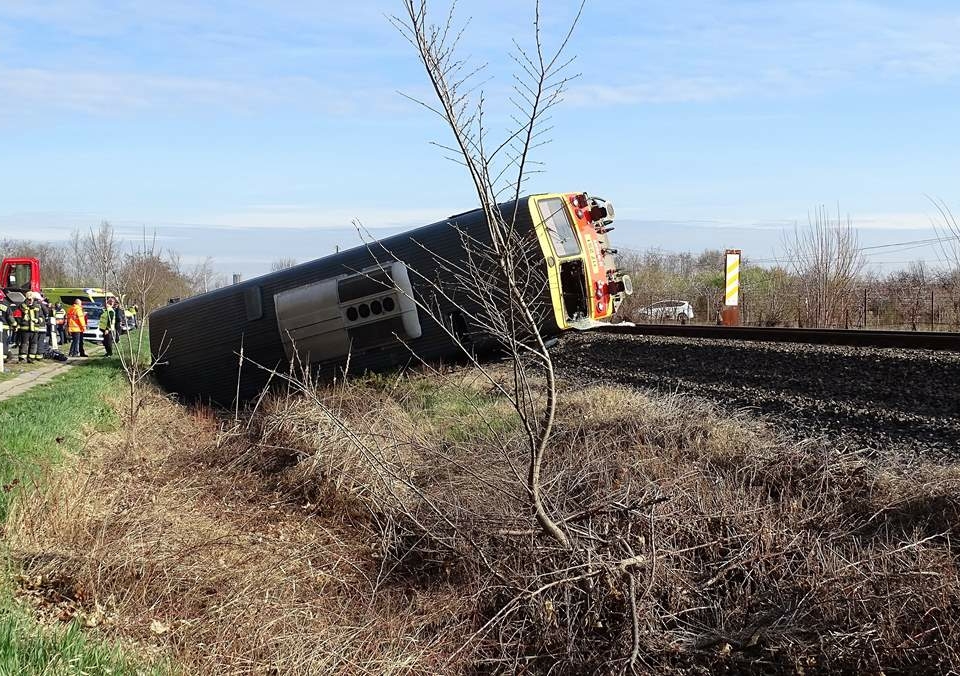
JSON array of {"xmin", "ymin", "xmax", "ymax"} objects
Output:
[
  {"xmin": 102, "ymin": 306, "xmax": 116, "ymax": 334},
  {"xmin": 55, "ymin": 308, "xmax": 66, "ymax": 325},
  {"xmin": 66, "ymin": 305, "xmax": 86, "ymax": 333},
  {"xmin": 18, "ymin": 304, "xmax": 44, "ymax": 332}
]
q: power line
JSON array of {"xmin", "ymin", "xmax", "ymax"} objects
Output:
[
  {"xmin": 747, "ymin": 235, "xmax": 958, "ymax": 265},
  {"xmin": 859, "ymin": 235, "xmax": 959, "ymax": 251}
]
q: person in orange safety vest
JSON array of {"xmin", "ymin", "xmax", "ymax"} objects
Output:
[{"xmin": 65, "ymin": 298, "xmax": 88, "ymax": 358}]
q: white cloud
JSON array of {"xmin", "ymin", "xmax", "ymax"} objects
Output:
[
  {"xmin": 846, "ymin": 212, "xmax": 940, "ymax": 231},
  {"xmin": 574, "ymin": 0, "xmax": 960, "ymax": 106},
  {"xmin": 191, "ymin": 204, "xmax": 461, "ymax": 230},
  {"xmin": 0, "ymin": 204, "xmax": 461, "ymax": 239},
  {"xmin": 0, "ymin": 66, "xmax": 411, "ymax": 117},
  {"xmin": 565, "ymin": 77, "xmax": 744, "ymax": 105},
  {"xmin": 0, "ymin": 67, "xmax": 260, "ymax": 114},
  {"xmin": 613, "ymin": 211, "xmax": 938, "ymax": 233}
]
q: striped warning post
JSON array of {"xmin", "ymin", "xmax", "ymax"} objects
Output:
[{"xmin": 725, "ymin": 251, "xmax": 740, "ymax": 306}]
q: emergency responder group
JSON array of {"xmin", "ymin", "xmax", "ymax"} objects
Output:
[{"xmin": 1, "ymin": 291, "xmax": 129, "ymax": 363}]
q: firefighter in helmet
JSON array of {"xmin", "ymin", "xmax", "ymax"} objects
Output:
[{"xmin": 15, "ymin": 291, "xmax": 48, "ymax": 363}]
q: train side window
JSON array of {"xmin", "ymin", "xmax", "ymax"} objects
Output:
[
  {"xmin": 244, "ymin": 286, "xmax": 263, "ymax": 321},
  {"xmin": 537, "ymin": 198, "xmax": 581, "ymax": 257}
]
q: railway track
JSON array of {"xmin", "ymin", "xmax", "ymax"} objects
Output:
[
  {"xmin": 596, "ymin": 323, "xmax": 960, "ymax": 351},
  {"xmin": 554, "ymin": 330, "xmax": 960, "ymax": 461}
]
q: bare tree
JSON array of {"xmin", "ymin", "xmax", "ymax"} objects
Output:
[
  {"xmin": 783, "ymin": 205, "xmax": 864, "ymax": 327},
  {"xmin": 885, "ymin": 260, "xmax": 928, "ymax": 331},
  {"xmin": 219, "ymin": 4, "xmax": 666, "ymax": 669},
  {"xmin": 83, "ymin": 221, "xmax": 121, "ymax": 291},
  {"xmin": 67, "ymin": 228, "xmax": 86, "ymax": 284},
  {"xmin": 931, "ymin": 198, "xmax": 960, "ymax": 272},
  {"xmin": 391, "ymin": 0, "xmax": 587, "ymax": 548},
  {"xmin": 930, "ymin": 198, "xmax": 960, "ymax": 327},
  {"xmin": 190, "ymin": 256, "xmax": 222, "ymax": 294},
  {"xmin": 270, "ymin": 257, "xmax": 298, "ymax": 272},
  {"xmin": 112, "ymin": 230, "xmax": 169, "ymax": 448}
]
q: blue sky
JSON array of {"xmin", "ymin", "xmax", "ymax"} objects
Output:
[{"xmin": 1, "ymin": 0, "xmax": 959, "ymax": 277}]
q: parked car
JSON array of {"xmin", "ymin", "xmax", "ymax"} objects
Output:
[
  {"xmin": 637, "ymin": 300, "xmax": 695, "ymax": 323},
  {"xmin": 82, "ymin": 303, "xmax": 105, "ymax": 343},
  {"xmin": 123, "ymin": 309, "xmax": 137, "ymax": 331}
]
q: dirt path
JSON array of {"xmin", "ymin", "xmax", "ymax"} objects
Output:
[
  {"xmin": 0, "ymin": 361, "xmax": 74, "ymax": 402},
  {"xmin": 0, "ymin": 345, "xmax": 110, "ymax": 402}
]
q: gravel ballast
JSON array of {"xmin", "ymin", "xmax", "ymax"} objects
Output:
[{"xmin": 552, "ymin": 331, "xmax": 960, "ymax": 460}]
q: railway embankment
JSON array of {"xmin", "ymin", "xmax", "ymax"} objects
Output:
[{"xmin": 2, "ymin": 362, "xmax": 958, "ymax": 674}]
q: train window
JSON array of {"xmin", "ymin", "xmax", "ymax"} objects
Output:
[
  {"xmin": 538, "ymin": 198, "xmax": 581, "ymax": 257},
  {"xmin": 244, "ymin": 286, "xmax": 263, "ymax": 321}
]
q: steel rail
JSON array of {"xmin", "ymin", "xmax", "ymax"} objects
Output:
[{"xmin": 594, "ymin": 323, "xmax": 960, "ymax": 351}]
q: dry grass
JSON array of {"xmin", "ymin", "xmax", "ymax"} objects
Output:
[
  {"xmin": 7, "ymin": 386, "xmax": 467, "ymax": 674},
  {"xmin": 5, "ymin": 370, "xmax": 960, "ymax": 674}
]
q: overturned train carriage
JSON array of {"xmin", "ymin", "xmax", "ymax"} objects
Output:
[{"xmin": 149, "ymin": 192, "xmax": 632, "ymax": 405}]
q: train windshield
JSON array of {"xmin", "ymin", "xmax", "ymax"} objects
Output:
[{"xmin": 538, "ymin": 198, "xmax": 581, "ymax": 257}]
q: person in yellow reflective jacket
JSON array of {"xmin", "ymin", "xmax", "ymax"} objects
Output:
[
  {"xmin": 53, "ymin": 302, "xmax": 67, "ymax": 345},
  {"xmin": 101, "ymin": 297, "xmax": 117, "ymax": 357},
  {"xmin": 15, "ymin": 292, "xmax": 47, "ymax": 363}
]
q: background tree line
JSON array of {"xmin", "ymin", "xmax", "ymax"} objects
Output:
[
  {"xmin": 618, "ymin": 207, "xmax": 960, "ymax": 330},
  {"xmin": 1, "ymin": 221, "xmax": 225, "ymax": 315},
  {"xmin": 4, "ymin": 208, "xmax": 959, "ymax": 329}
]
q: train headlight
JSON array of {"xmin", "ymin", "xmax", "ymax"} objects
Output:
[
  {"xmin": 588, "ymin": 199, "xmax": 615, "ymax": 226},
  {"xmin": 607, "ymin": 275, "xmax": 634, "ymax": 296}
]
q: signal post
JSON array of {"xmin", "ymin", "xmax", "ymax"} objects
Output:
[{"xmin": 720, "ymin": 249, "xmax": 741, "ymax": 326}]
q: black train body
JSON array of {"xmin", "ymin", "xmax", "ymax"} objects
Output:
[
  {"xmin": 149, "ymin": 192, "xmax": 626, "ymax": 406},
  {"xmin": 149, "ymin": 193, "xmax": 632, "ymax": 406}
]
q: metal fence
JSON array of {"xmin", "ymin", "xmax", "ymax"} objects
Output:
[{"xmin": 622, "ymin": 286, "xmax": 960, "ymax": 331}]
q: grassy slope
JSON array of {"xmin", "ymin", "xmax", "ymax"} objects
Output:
[{"xmin": 0, "ymin": 359, "xmax": 167, "ymax": 675}]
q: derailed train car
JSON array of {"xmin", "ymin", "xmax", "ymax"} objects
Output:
[{"xmin": 149, "ymin": 192, "xmax": 632, "ymax": 404}]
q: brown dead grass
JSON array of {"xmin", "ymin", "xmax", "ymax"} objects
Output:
[
  {"xmin": 5, "ymin": 370, "xmax": 960, "ymax": 675},
  {"xmin": 7, "ymin": 386, "xmax": 467, "ymax": 674}
]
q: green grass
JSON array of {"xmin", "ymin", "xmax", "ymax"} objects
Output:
[
  {"xmin": 0, "ymin": 595, "xmax": 165, "ymax": 676},
  {"xmin": 114, "ymin": 328, "xmax": 150, "ymax": 369},
  {"xmin": 402, "ymin": 379, "xmax": 520, "ymax": 443},
  {"xmin": 0, "ymin": 360, "xmax": 121, "ymax": 522},
  {"xmin": 0, "ymin": 358, "xmax": 169, "ymax": 675}
]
